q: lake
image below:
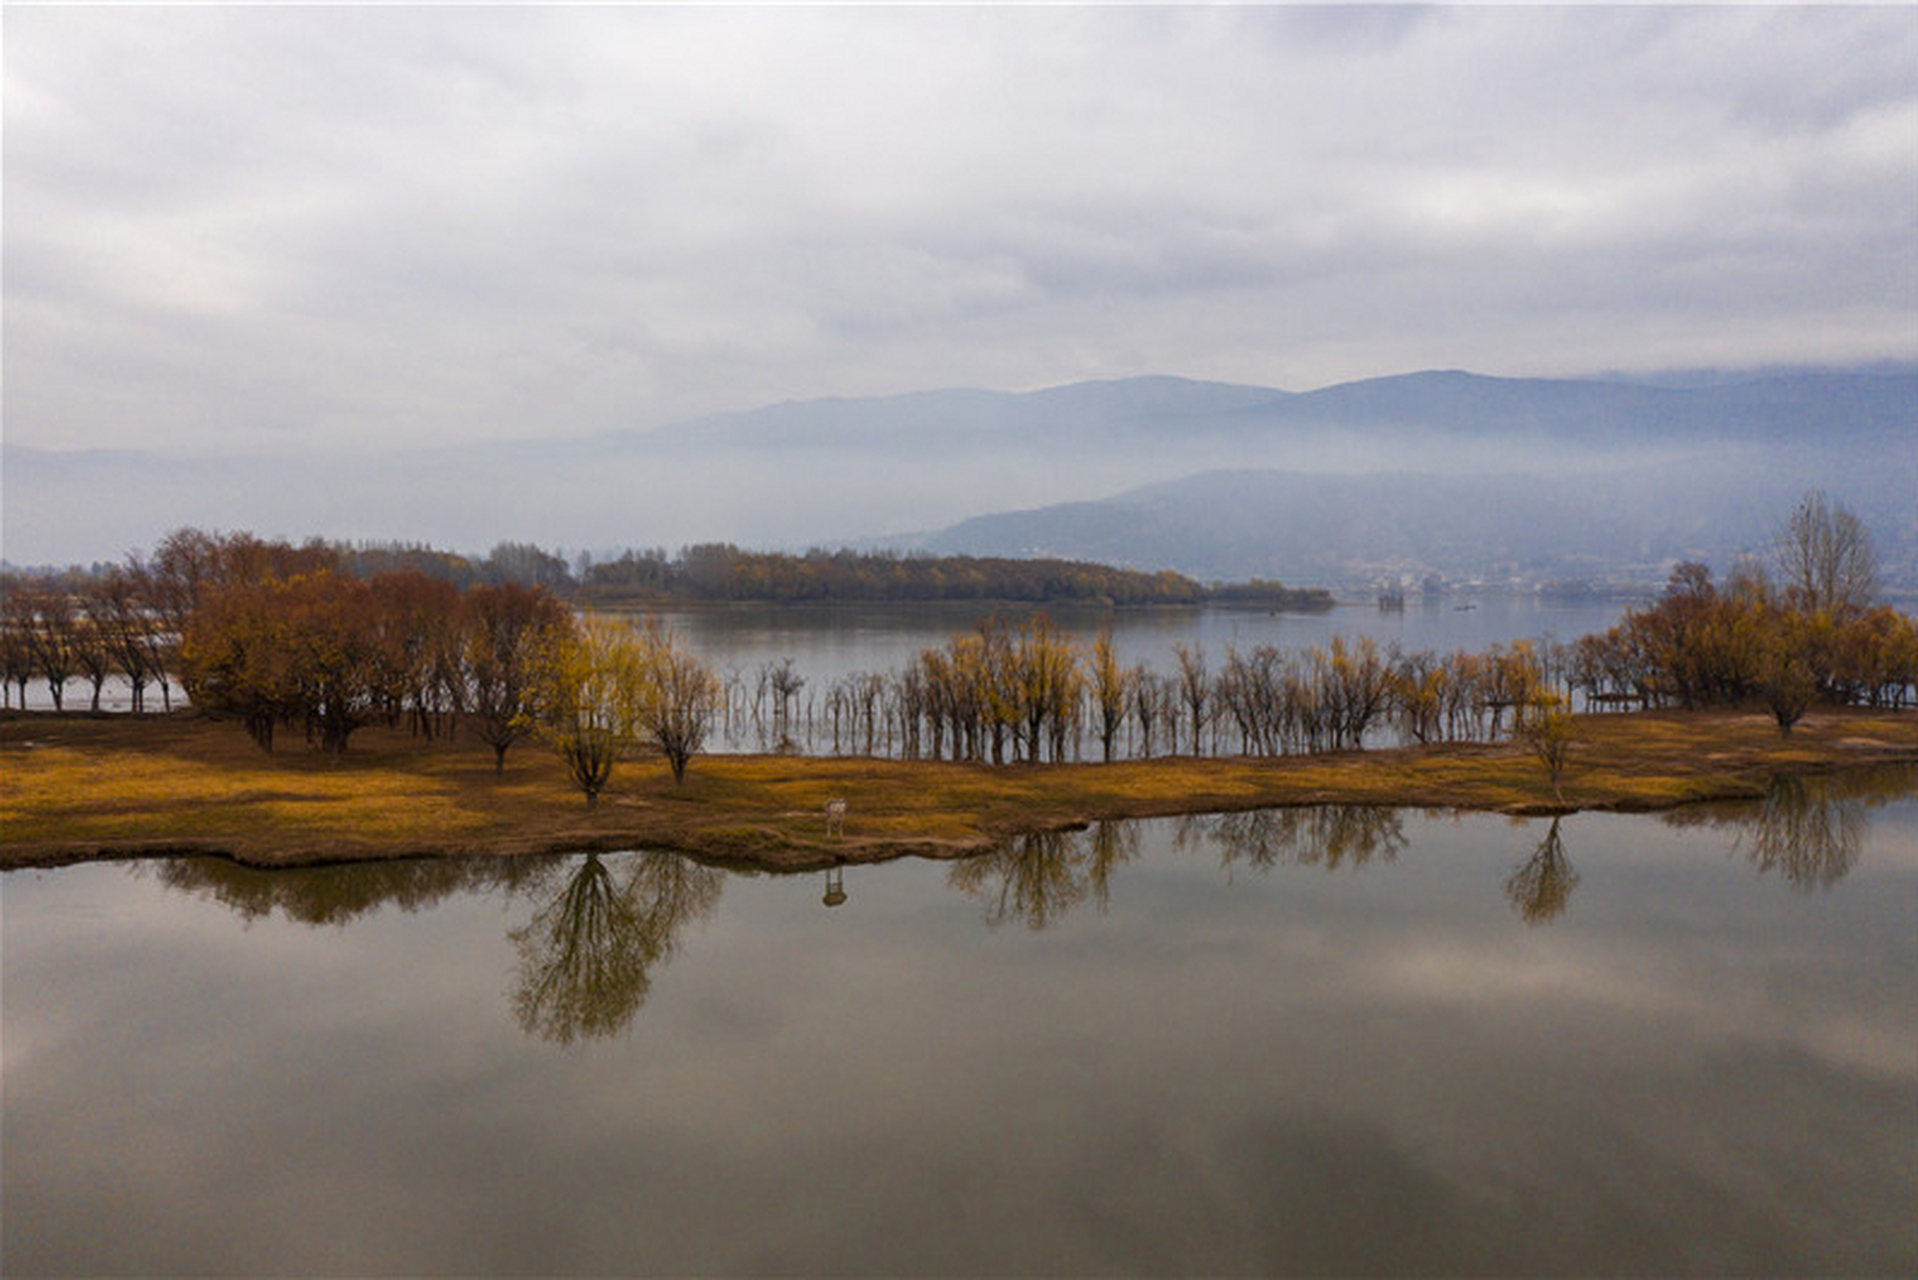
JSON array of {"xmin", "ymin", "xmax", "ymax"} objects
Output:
[
  {"xmin": 5, "ymin": 766, "xmax": 1914, "ymax": 1275},
  {"xmin": 12, "ymin": 594, "xmax": 1634, "ymax": 761},
  {"xmin": 651, "ymin": 592, "xmax": 1633, "ymax": 688}
]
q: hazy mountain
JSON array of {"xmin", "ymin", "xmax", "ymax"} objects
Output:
[
  {"xmin": 5, "ymin": 365, "xmax": 1912, "ymax": 581},
  {"xmin": 908, "ymin": 456, "xmax": 1918, "ymax": 591}
]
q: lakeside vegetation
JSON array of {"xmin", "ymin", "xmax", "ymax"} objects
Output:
[
  {"xmin": 4, "ymin": 532, "xmax": 1334, "ymax": 613},
  {"xmin": 1, "ymin": 492, "xmax": 1913, "ymax": 868},
  {"xmin": 5, "ymin": 706, "xmax": 1915, "ymax": 871}
]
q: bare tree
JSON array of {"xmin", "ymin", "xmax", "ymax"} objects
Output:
[
  {"xmin": 636, "ymin": 620, "xmax": 723, "ymax": 784},
  {"xmin": 1777, "ymin": 490, "xmax": 1878, "ymax": 615},
  {"xmin": 1174, "ymin": 643, "xmax": 1209, "ymax": 755},
  {"xmin": 20, "ymin": 586, "xmax": 79, "ymax": 711}
]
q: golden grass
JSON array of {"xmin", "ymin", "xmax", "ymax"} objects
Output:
[{"xmin": 3, "ymin": 707, "xmax": 1914, "ymax": 871}]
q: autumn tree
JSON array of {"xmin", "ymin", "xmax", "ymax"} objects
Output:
[
  {"xmin": 463, "ymin": 581, "xmax": 573, "ymax": 772},
  {"xmin": 1008, "ymin": 614, "xmax": 1081, "ymax": 763},
  {"xmin": 1088, "ymin": 629, "xmax": 1133, "ymax": 762},
  {"xmin": 632, "ymin": 619, "xmax": 723, "ymax": 785},
  {"xmin": 532, "ymin": 615, "xmax": 642, "ymax": 805},
  {"xmin": 368, "ymin": 571, "xmax": 463, "ymax": 740},
  {"xmin": 178, "ymin": 578, "xmax": 299, "ymax": 750},
  {"xmin": 1519, "ymin": 693, "xmax": 1575, "ymax": 803},
  {"xmin": 1756, "ymin": 606, "xmax": 1817, "ymax": 735},
  {"xmin": 68, "ymin": 580, "xmax": 120, "ymax": 712},
  {"xmin": 1174, "ymin": 643, "xmax": 1209, "ymax": 755},
  {"xmin": 280, "ymin": 573, "xmax": 401, "ymax": 755}
]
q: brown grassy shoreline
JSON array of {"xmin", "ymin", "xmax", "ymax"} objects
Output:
[{"xmin": 3, "ymin": 707, "xmax": 1915, "ymax": 873}]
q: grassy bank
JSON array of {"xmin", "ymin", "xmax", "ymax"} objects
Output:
[{"xmin": 3, "ymin": 708, "xmax": 1915, "ymax": 872}]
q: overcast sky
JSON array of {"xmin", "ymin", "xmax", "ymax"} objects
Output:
[{"xmin": 6, "ymin": 4, "xmax": 1916, "ymax": 457}]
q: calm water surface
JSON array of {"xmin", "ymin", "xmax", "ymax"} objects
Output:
[
  {"xmin": 10, "ymin": 594, "xmax": 1627, "ymax": 716},
  {"xmin": 6, "ymin": 768, "xmax": 1915, "ymax": 1275},
  {"xmin": 654, "ymin": 594, "xmax": 1631, "ymax": 688}
]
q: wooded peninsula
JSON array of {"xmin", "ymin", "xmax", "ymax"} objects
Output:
[{"xmin": 3, "ymin": 497, "xmax": 1915, "ymax": 872}]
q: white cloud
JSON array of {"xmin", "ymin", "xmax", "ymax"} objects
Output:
[{"xmin": 4, "ymin": 5, "xmax": 1914, "ymax": 458}]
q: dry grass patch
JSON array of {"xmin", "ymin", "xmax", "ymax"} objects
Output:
[{"xmin": 4, "ymin": 707, "xmax": 1915, "ymax": 870}]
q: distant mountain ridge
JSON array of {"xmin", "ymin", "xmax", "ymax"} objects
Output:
[
  {"xmin": 4, "ymin": 363, "xmax": 1913, "ymax": 577},
  {"xmin": 616, "ymin": 365, "xmax": 1918, "ymax": 453},
  {"xmin": 906, "ymin": 460, "xmax": 1918, "ymax": 592}
]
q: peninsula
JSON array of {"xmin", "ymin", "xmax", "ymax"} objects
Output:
[{"xmin": 4, "ymin": 707, "xmax": 1914, "ymax": 872}]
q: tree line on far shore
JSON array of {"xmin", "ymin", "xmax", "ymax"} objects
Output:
[
  {"xmin": 1, "ymin": 494, "xmax": 1913, "ymax": 806},
  {"xmin": 6, "ymin": 531, "xmax": 1333, "ymax": 611}
]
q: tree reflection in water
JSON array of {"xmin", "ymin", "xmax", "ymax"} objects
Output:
[
  {"xmin": 144, "ymin": 853, "xmax": 565, "ymax": 927},
  {"xmin": 511, "ymin": 851, "xmax": 723, "ymax": 1045},
  {"xmin": 1661, "ymin": 766, "xmax": 1916, "ymax": 893},
  {"xmin": 947, "ymin": 821, "xmax": 1137, "ymax": 931},
  {"xmin": 1177, "ymin": 805, "xmax": 1407, "ymax": 874},
  {"xmin": 1504, "ymin": 817, "xmax": 1578, "ymax": 925},
  {"xmin": 1737, "ymin": 776, "xmax": 1866, "ymax": 892}
]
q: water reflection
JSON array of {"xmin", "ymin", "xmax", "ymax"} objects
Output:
[
  {"xmin": 141, "ymin": 853, "xmax": 563, "ymax": 926},
  {"xmin": 1504, "ymin": 817, "xmax": 1579, "ymax": 925},
  {"xmin": 1740, "ymin": 777, "xmax": 1865, "ymax": 891},
  {"xmin": 24, "ymin": 780, "xmax": 1913, "ymax": 1275},
  {"xmin": 1664, "ymin": 766, "xmax": 1918, "ymax": 893},
  {"xmin": 946, "ymin": 821, "xmax": 1138, "ymax": 930},
  {"xmin": 511, "ymin": 851, "xmax": 724, "ymax": 1045},
  {"xmin": 1177, "ymin": 805, "xmax": 1406, "ymax": 873},
  {"xmin": 127, "ymin": 765, "xmax": 1918, "ymax": 1047}
]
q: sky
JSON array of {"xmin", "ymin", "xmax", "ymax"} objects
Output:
[{"xmin": 5, "ymin": 4, "xmax": 1917, "ymax": 460}]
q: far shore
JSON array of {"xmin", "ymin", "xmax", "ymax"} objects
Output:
[{"xmin": 3, "ymin": 707, "xmax": 1915, "ymax": 873}]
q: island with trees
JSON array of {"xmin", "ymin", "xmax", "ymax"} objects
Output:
[{"xmin": 2, "ymin": 493, "xmax": 1914, "ymax": 871}]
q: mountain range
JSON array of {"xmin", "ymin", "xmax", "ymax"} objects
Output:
[{"xmin": 5, "ymin": 366, "xmax": 1913, "ymax": 590}]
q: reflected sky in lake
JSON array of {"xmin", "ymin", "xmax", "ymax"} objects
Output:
[{"xmin": 6, "ymin": 771, "xmax": 1916, "ymax": 1275}]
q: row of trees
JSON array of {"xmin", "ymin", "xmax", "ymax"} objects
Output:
[
  {"xmin": 794, "ymin": 621, "xmax": 1558, "ymax": 766},
  {"xmin": 1570, "ymin": 573, "xmax": 1918, "ymax": 728},
  {"xmin": 579, "ymin": 543, "xmax": 1332, "ymax": 609},
  {"xmin": 10, "ymin": 527, "xmax": 1333, "ymax": 611},
  {"xmin": 178, "ymin": 570, "xmax": 572, "ymax": 759},
  {"xmin": 5, "ymin": 497, "xmax": 1914, "ymax": 808},
  {"xmin": 178, "ymin": 565, "xmax": 723, "ymax": 794},
  {"xmin": 3, "ymin": 528, "xmax": 729, "ymax": 795},
  {"xmin": 1565, "ymin": 493, "xmax": 1917, "ymax": 733},
  {"xmin": 1, "ymin": 572, "xmax": 177, "ymax": 714}
]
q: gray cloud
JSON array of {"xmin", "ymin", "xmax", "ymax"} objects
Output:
[{"xmin": 4, "ymin": 5, "xmax": 1915, "ymax": 459}]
